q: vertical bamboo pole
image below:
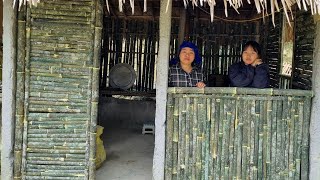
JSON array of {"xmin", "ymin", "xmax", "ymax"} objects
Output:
[
  {"xmin": 301, "ymin": 98, "xmax": 311, "ymax": 179},
  {"xmin": 209, "ymin": 97, "xmax": 216, "ymax": 180},
  {"xmin": 190, "ymin": 97, "xmax": 198, "ymax": 179},
  {"xmin": 241, "ymin": 99, "xmax": 249, "ymax": 180},
  {"xmin": 214, "ymin": 98, "xmax": 222, "ymax": 179},
  {"xmin": 89, "ymin": 0, "xmax": 103, "ymax": 179},
  {"xmin": 195, "ymin": 98, "xmax": 202, "ymax": 180},
  {"xmin": 257, "ymin": 100, "xmax": 266, "ymax": 180},
  {"xmin": 178, "ymin": 97, "xmax": 186, "ymax": 178},
  {"xmin": 204, "ymin": 98, "xmax": 211, "ymax": 180},
  {"xmin": 184, "ymin": 97, "xmax": 191, "ymax": 180},
  {"xmin": 236, "ymin": 98, "xmax": 243, "ymax": 180},
  {"xmin": 172, "ymin": 97, "xmax": 179, "ymax": 179},
  {"xmin": 294, "ymin": 101, "xmax": 304, "ymax": 180},
  {"xmin": 14, "ymin": 3, "xmax": 27, "ymax": 179},
  {"xmin": 282, "ymin": 97, "xmax": 290, "ymax": 179},
  {"xmin": 270, "ymin": 100, "xmax": 278, "ymax": 180},
  {"xmin": 224, "ymin": 99, "xmax": 232, "ymax": 180},
  {"xmin": 198, "ymin": 99, "xmax": 206, "ymax": 180},
  {"xmin": 20, "ymin": 5, "xmax": 32, "ymax": 178},
  {"xmin": 165, "ymin": 95, "xmax": 174, "ymax": 180},
  {"xmin": 227, "ymin": 99, "xmax": 236, "ymax": 179},
  {"xmin": 288, "ymin": 99, "xmax": 296, "ymax": 178}
]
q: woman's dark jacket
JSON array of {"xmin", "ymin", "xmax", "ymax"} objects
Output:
[{"xmin": 228, "ymin": 61, "xmax": 270, "ymax": 88}]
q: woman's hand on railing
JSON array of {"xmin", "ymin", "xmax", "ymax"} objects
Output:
[{"xmin": 196, "ymin": 82, "xmax": 206, "ymax": 88}]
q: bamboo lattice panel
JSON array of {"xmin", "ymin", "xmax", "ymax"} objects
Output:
[
  {"xmin": 264, "ymin": 12, "xmax": 282, "ymax": 89},
  {"xmin": 165, "ymin": 87, "xmax": 312, "ymax": 179},
  {"xmin": 292, "ymin": 11, "xmax": 315, "ymax": 90},
  {"xmin": 14, "ymin": 0, "xmax": 102, "ymax": 179}
]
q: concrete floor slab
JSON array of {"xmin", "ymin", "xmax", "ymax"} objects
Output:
[{"xmin": 96, "ymin": 128, "xmax": 154, "ymax": 180}]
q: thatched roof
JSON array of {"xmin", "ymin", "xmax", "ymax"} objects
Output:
[{"xmin": 14, "ymin": 0, "xmax": 320, "ymax": 25}]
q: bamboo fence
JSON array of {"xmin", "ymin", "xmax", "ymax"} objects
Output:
[
  {"xmin": 165, "ymin": 87, "xmax": 313, "ymax": 180},
  {"xmin": 13, "ymin": 0, "xmax": 103, "ymax": 179}
]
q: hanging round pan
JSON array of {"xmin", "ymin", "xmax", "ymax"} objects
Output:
[{"xmin": 109, "ymin": 63, "xmax": 136, "ymax": 90}]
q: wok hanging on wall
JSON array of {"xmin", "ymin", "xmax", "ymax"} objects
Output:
[{"xmin": 109, "ymin": 63, "xmax": 136, "ymax": 90}]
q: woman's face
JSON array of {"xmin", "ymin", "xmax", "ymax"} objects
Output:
[
  {"xmin": 242, "ymin": 46, "xmax": 259, "ymax": 65},
  {"xmin": 179, "ymin": 47, "xmax": 195, "ymax": 66}
]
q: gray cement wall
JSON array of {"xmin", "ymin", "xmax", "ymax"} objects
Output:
[{"xmin": 98, "ymin": 97, "xmax": 156, "ymax": 130}]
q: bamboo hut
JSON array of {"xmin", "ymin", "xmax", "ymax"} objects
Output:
[{"xmin": 1, "ymin": 0, "xmax": 320, "ymax": 180}]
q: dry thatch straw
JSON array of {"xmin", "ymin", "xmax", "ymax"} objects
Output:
[{"xmin": 13, "ymin": 0, "xmax": 320, "ymax": 25}]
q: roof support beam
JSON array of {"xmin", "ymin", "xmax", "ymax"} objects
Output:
[
  {"xmin": 153, "ymin": 0, "xmax": 172, "ymax": 179},
  {"xmin": 310, "ymin": 17, "xmax": 320, "ymax": 180},
  {"xmin": 1, "ymin": 0, "xmax": 17, "ymax": 179}
]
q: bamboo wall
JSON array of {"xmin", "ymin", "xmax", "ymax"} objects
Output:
[
  {"xmin": 100, "ymin": 17, "xmax": 159, "ymax": 92},
  {"xmin": 14, "ymin": 0, "xmax": 102, "ymax": 179},
  {"xmin": 292, "ymin": 11, "xmax": 315, "ymax": 90},
  {"xmin": 264, "ymin": 13, "xmax": 282, "ymax": 89},
  {"xmin": 165, "ymin": 87, "xmax": 312, "ymax": 179},
  {"xmin": 100, "ymin": 17, "xmax": 260, "ymax": 93}
]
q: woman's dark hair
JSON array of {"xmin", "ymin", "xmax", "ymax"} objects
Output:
[{"xmin": 243, "ymin": 41, "xmax": 262, "ymax": 58}]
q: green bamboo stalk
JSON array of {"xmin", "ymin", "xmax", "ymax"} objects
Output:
[
  {"xmin": 172, "ymin": 97, "xmax": 179, "ymax": 179},
  {"xmin": 21, "ymin": 6, "xmax": 33, "ymax": 178},
  {"xmin": 220, "ymin": 98, "xmax": 227, "ymax": 180},
  {"xmin": 14, "ymin": 3, "xmax": 27, "ymax": 179},
  {"xmin": 275, "ymin": 100, "xmax": 281, "ymax": 178},
  {"xmin": 257, "ymin": 101, "xmax": 265, "ymax": 180},
  {"xmin": 270, "ymin": 100, "xmax": 278, "ymax": 179},
  {"xmin": 231, "ymin": 98, "xmax": 239, "ymax": 180},
  {"xmin": 26, "ymin": 148, "xmax": 86, "ymax": 154},
  {"xmin": 167, "ymin": 87, "xmax": 313, "ymax": 97},
  {"xmin": 235, "ymin": 99, "xmax": 243, "ymax": 180},
  {"xmin": 165, "ymin": 97, "xmax": 174, "ymax": 180},
  {"xmin": 213, "ymin": 98, "xmax": 222, "ymax": 180},
  {"xmin": 227, "ymin": 100, "xmax": 237, "ymax": 179},
  {"xmin": 204, "ymin": 98, "xmax": 212, "ymax": 180},
  {"xmin": 224, "ymin": 108, "xmax": 232, "ymax": 180},
  {"xmin": 241, "ymin": 99, "xmax": 249, "ymax": 180},
  {"xmin": 184, "ymin": 97, "xmax": 191, "ymax": 180},
  {"xmin": 25, "ymin": 176, "xmax": 84, "ymax": 180},
  {"xmin": 288, "ymin": 100, "xmax": 296, "ymax": 179},
  {"xmin": 198, "ymin": 100, "xmax": 206, "ymax": 180},
  {"xmin": 192, "ymin": 97, "xmax": 198, "ymax": 180},
  {"xmin": 195, "ymin": 99, "xmax": 203, "ymax": 180},
  {"xmin": 249, "ymin": 100, "xmax": 256, "ymax": 180},
  {"xmin": 209, "ymin": 97, "xmax": 217, "ymax": 180},
  {"xmin": 27, "ymin": 164, "xmax": 85, "ymax": 170},
  {"xmin": 178, "ymin": 97, "xmax": 186, "ymax": 178},
  {"xmin": 301, "ymin": 98, "xmax": 311, "ymax": 179},
  {"xmin": 281, "ymin": 97, "xmax": 290, "ymax": 179},
  {"xmin": 265, "ymin": 100, "xmax": 272, "ymax": 179},
  {"xmin": 294, "ymin": 102, "xmax": 304, "ymax": 180}
]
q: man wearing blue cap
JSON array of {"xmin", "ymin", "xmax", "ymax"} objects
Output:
[{"xmin": 168, "ymin": 41, "xmax": 206, "ymax": 88}]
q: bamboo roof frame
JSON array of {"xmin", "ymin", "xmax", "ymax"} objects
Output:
[{"xmin": 11, "ymin": 0, "xmax": 320, "ymax": 25}]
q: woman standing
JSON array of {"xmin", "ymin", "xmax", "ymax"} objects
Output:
[
  {"xmin": 228, "ymin": 41, "xmax": 270, "ymax": 88},
  {"xmin": 168, "ymin": 41, "xmax": 206, "ymax": 88}
]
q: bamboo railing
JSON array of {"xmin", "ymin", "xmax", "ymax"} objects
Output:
[{"xmin": 165, "ymin": 87, "xmax": 312, "ymax": 180}]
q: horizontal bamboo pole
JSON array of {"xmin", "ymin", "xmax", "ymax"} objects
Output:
[
  {"xmin": 27, "ymin": 153, "xmax": 85, "ymax": 159},
  {"xmin": 168, "ymin": 87, "xmax": 313, "ymax": 97},
  {"xmin": 27, "ymin": 164, "xmax": 85, "ymax": 170}
]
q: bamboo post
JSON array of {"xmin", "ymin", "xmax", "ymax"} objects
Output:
[{"xmin": 14, "ymin": 3, "xmax": 27, "ymax": 179}]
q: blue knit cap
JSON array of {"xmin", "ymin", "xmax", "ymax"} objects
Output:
[{"xmin": 169, "ymin": 41, "xmax": 202, "ymax": 66}]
